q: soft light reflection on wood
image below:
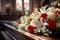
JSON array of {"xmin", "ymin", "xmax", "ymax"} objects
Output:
[{"xmin": 4, "ymin": 23, "xmax": 60, "ymax": 40}]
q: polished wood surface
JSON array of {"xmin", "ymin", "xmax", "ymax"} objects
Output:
[
  {"xmin": 0, "ymin": 15, "xmax": 21, "ymax": 20},
  {"xmin": 4, "ymin": 23, "xmax": 60, "ymax": 40}
]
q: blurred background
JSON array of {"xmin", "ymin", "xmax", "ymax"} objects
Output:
[{"xmin": 0, "ymin": 0, "xmax": 60, "ymax": 20}]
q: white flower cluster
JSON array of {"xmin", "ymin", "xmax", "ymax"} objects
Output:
[{"xmin": 13, "ymin": 5, "xmax": 60, "ymax": 36}]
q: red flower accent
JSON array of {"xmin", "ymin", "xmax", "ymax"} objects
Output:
[
  {"xmin": 41, "ymin": 13, "xmax": 47, "ymax": 19},
  {"xmin": 28, "ymin": 18, "xmax": 32, "ymax": 21},
  {"xmin": 18, "ymin": 20, "xmax": 21, "ymax": 24},
  {"xmin": 27, "ymin": 25, "xmax": 34, "ymax": 33},
  {"xmin": 54, "ymin": 10, "xmax": 60, "ymax": 15},
  {"xmin": 29, "ymin": 12, "xmax": 32, "ymax": 14},
  {"xmin": 48, "ymin": 20, "xmax": 56, "ymax": 28},
  {"xmin": 38, "ymin": 19, "xmax": 40, "ymax": 22}
]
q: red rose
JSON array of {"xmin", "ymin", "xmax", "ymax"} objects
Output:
[
  {"xmin": 54, "ymin": 10, "xmax": 60, "ymax": 15},
  {"xmin": 27, "ymin": 25, "xmax": 34, "ymax": 33},
  {"xmin": 48, "ymin": 20, "xmax": 56, "ymax": 28},
  {"xmin": 41, "ymin": 13, "xmax": 47, "ymax": 19},
  {"xmin": 18, "ymin": 19, "xmax": 21, "ymax": 24}
]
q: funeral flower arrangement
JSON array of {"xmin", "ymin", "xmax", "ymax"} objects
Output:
[{"xmin": 12, "ymin": 5, "xmax": 60, "ymax": 36}]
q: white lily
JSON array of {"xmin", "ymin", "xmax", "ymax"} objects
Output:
[{"xmin": 39, "ymin": 5, "xmax": 48, "ymax": 13}]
